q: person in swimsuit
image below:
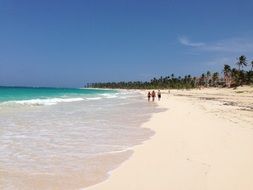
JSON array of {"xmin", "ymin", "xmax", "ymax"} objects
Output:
[
  {"xmin": 147, "ymin": 91, "xmax": 151, "ymax": 101},
  {"xmin": 151, "ymin": 90, "xmax": 156, "ymax": 101},
  {"xmin": 158, "ymin": 90, "xmax": 161, "ymax": 101}
]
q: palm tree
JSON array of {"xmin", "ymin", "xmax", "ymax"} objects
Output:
[
  {"xmin": 206, "ymin": 71, "xmax": 211, "ymax": 87},
  {"xmin": 236, "ymin": 55, "xmax": 247, "ymax": 71},
  {"xmin": 193, "ymin": 77, "xmax": 197, "ymax": 87},
  {"xmin": 231, "ymin": 68, "xmax": 240, "ymax": 86},
  {"xmin": 223, "ymin": 64, "xmax": 231, "ymax": 87},
  {"xmin": 212, "ymin": 72, "xmax": 219, "ymax": 87},
  {"xmin": 223, "ymin": 64, "xmax": 231, "ymax": 73},
  {"xmin": 200, "ymin": 73, "xmax": 206, "ymax": 87},
  {"xmin": 251, "ymin": 61, "xmax": 253, "ymax": 71}
]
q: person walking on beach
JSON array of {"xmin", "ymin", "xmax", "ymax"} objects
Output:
[
  {"xmin": 151, "ymin": 90, "xmax": 156, "ymax": 101},
  {"xmin": 158, "ymin": 90, "xmax": 161, "ymax": 101},
  {"xmin": 147, "ymin": 91, "xmax": 151, "ymax": 101}
]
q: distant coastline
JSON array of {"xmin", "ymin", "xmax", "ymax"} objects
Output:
[{"xmin": 87, "ymin": 55, "xmax": 253, "ymax": 90}]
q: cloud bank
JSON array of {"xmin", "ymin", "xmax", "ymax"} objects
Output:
[{"xmin": 178, "ymin": 36, "xmax": 253, "ymax": 54}]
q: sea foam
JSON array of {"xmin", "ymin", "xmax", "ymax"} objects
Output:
[
  {"xmin": 0, "ymin": 90, "xmax": 157, "ymax": 190},
  {"xmin": 4, "ymin": 97, "xmax": 84, "ymax": 106}
]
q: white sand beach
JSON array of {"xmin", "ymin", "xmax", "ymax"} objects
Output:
[{"xmin": 86, "ymin": 86, "xmax": 253, "ymax": 190}]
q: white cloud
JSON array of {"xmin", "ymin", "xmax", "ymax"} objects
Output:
[
  {"xmin": 179, "ymin": 36, "xmax": 253, "ymax": 54},
  {"xmin": 178, "ymin": 36, "xmax": 205, "ymax": 47},
  {"xmin": 202, "ymin": 38, "xmax": 253, "ymax": 53}
]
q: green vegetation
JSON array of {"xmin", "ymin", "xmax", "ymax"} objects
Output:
[{"xmin": 88, "ymin": 55, "xmax": 253, "ymax": 89}]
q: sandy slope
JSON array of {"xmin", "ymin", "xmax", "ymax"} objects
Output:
[{"xmin": 86, "ymin": 87, "xmax": 253, "ymax": 190}]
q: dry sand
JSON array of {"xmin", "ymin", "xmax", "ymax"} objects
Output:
[{"xmin": 86, "ymin": 86, "xmax": 253, "ymax": 190}]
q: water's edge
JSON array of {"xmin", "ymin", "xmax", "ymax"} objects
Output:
[
  {"xmin": 82, "ymin": 91, "xmax": 166, "ymax": 190},
  {"xmin": 0, "ymin": 89, "xmax": 164, "ymax": 190}
]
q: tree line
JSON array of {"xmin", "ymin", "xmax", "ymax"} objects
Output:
[{"xmin": 87, "ymin": 55, "xmax": 253, "ymax": 89}]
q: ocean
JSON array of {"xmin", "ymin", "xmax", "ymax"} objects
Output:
[{"xmin": 0, "ymin": 87, "xmax": 158, "ymax": 190}]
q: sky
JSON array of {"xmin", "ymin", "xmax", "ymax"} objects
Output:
[{"xmin": 0, "ymin": 0, "xmax": 253, "ymax": 87}]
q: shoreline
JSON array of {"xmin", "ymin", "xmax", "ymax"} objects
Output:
[
  {"xmin": 0, "ymin": 89, "xmax": 157, "ymax": 190},
  {"xmin": 86, "ymin": 86, "xmax": 253, "ymax": 190}
]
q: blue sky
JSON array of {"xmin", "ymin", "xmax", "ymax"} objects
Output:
[{"xmin": 0, "ymin": 0, "xmax": 253, "ymax": 87}]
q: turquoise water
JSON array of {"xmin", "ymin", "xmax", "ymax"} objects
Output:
[
  {"xmin": 0, "ymin": 88, "xmax": 158, "ymax": 190},
  {"xmin": 0, "ymin": 86, "xmax": 115, "ymax": 102}
]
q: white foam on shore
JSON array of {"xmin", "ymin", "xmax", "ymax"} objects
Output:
[
  {"xmin": 3, "ymin": 97, "xmax": 85, "ymax": 106},
  {"xmin": 0, "ymin": 90, "xmax": 157, "ymax": 190},
  {"xmin": 1, "ymin": 93, "xmax": 121, "ymax": 107},
  {"xmin": 86, "ymin": 97, "xmax": 102, "ymax": 100},
  {"xmin": 101, "ymin": 93, "xmax": 119, "ymax": 99}
]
